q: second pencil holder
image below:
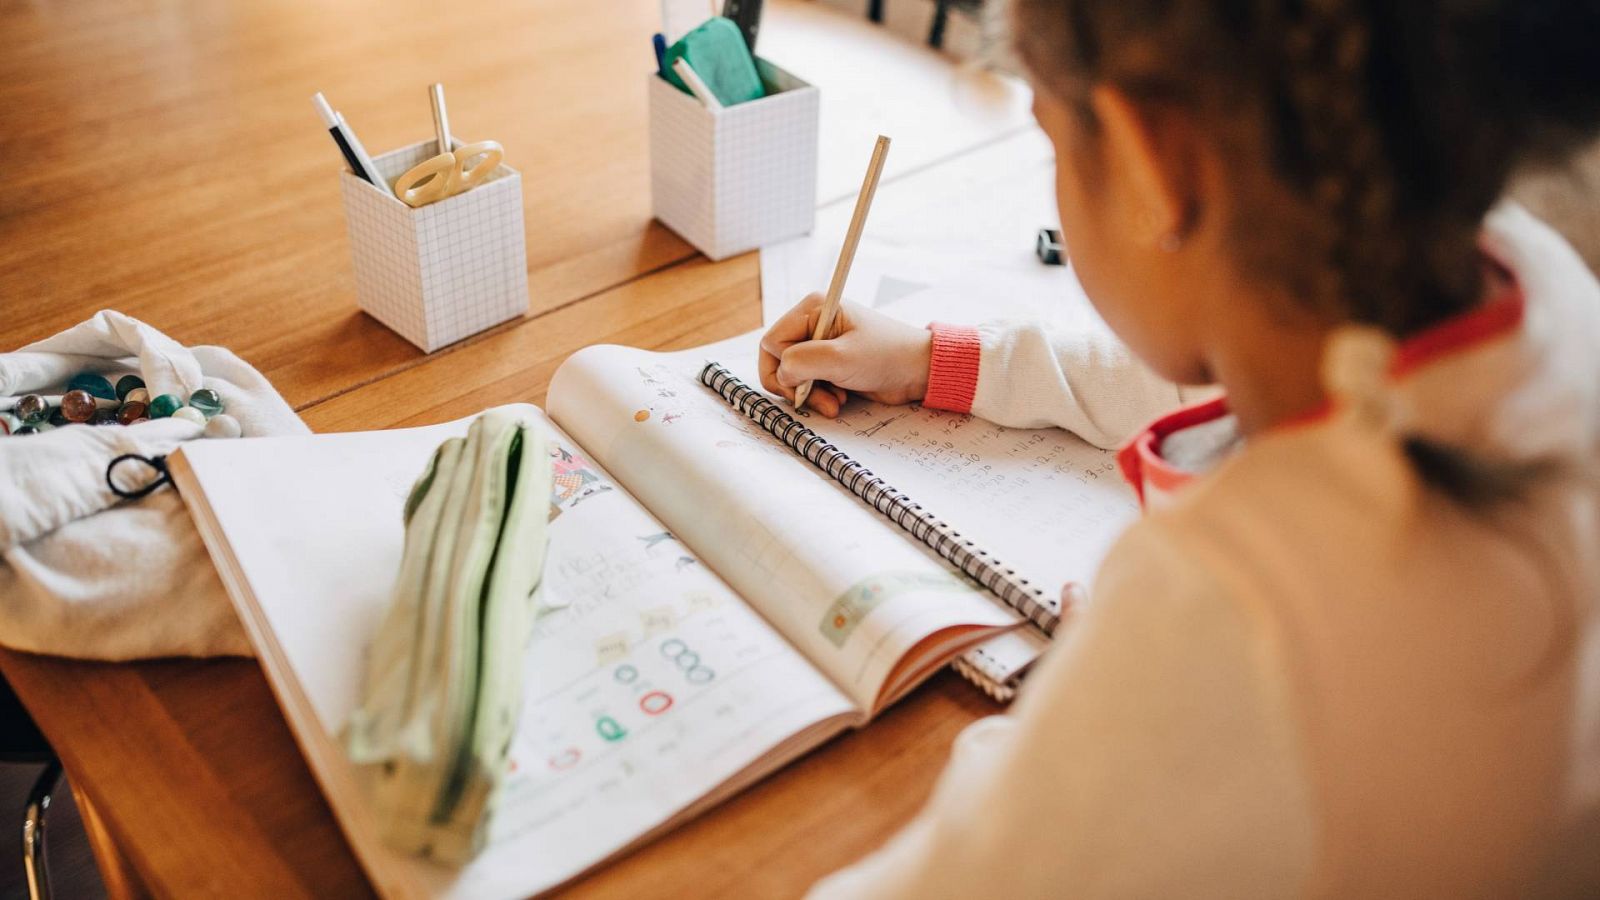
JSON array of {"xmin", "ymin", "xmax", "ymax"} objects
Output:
[
  {"xmin": 339, "ymin": 140, "xmax": 529, "ymax": 353},
  {"xmin": 649, "ymin": 59, "xmax": 820, "ymax": 261}
]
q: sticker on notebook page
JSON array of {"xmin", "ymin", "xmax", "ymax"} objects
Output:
[
  {"xmin": 818, "ymin": 571, "xmax": 970, "ymax": 648},
  {"xmin": 549, "ymin": 445, "xmax": 613, "ymax": 516}
]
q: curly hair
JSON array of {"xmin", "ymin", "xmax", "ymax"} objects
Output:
[
  {"xmin": 1013, "ymin": 0, "xmax": 1600, "ymax": 334},
  {"xmin": 1013, "ymin": 0, "xmax": 1600, "ymax": 503}
]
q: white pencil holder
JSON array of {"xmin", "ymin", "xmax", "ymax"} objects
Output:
[
  {"xmin": 338, "ymin": 140, "xmax": 529, "ymax": 353},
  {"xmin": 649, "ymin": 59, "xmax": 820, "ymax": 261}
]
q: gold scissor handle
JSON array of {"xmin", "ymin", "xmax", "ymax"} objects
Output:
[
  {"xmin": 393, "ymin": 153, "xmax": 460, "ymax": 208},
  {"xmin": 451, "ymin": 141, "xmax": 503, "ymax": 193},
  {"xmin": 390, "ymin": 141, "xmax": 503, "ymax": 208}
]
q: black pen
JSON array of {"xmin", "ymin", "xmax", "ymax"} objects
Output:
[{"xmin": 312, "ymin": 92, "xmax": 386, "ymax": 187}]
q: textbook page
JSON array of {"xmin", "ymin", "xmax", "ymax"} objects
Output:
[
  {"xmin": 175, "ymin": 407, "xmax": 856, "ymax": 900},
  {"xmin": 549, "ymin": 355, "xmax": 1022, "ymax": 713}
]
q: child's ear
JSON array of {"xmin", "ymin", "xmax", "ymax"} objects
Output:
[{"xmin": 1088, "ymin": 85, "xmax": 1202, "ymax": 250}]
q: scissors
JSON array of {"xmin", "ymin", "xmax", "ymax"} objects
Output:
[{"xmin": 392, "ymin": 83, "xmax": 505, "ymax": 208}]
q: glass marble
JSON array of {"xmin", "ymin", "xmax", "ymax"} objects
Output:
[
  {"xmin": 68, "ymin": 372, "xmax": 117, "ymax": 401},
  {"xmin": 125, "ymin": 387, "xmax": 151, "ymax": 405},
  {"xmin": 62, "ymin": 389, "xmax": 98, "ymax": 423},
  {"xmin": 16, "ymin": 394, "xmax": 47, "ymax": 424},
  {"xmin": 148, "ymin": 394, "xmax": 183, "ymax": 418},
  {"xmin": 48, "ymin": 406, "xmax": 69, "ymax": 427},
  {"xmin": 170, "ymin": 406, "xmax": 207, "ymax": 426},
  {"xmin": 91, "ymin": 409, "xmax": 119, "ymax": 426},
  {"xmin": 115, "ymin": 374, "xmax": 146, "ymax": 401},
  {"xmin": 0, "ymin": 412, "xmax": 18, "ymax": 435},
  {"xmin": 188, "ymin": 389, "xmax": 224, "ymax": 418},
  {"xmin": 203, "ymin": 414, "xmax": 242, "ymax": 439},
  {"xmin": 117, "ymin": 401, "xmax": 148, "ymax": 425}
]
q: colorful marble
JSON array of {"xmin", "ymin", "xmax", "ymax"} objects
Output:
[
  {"xmin": 0, "ymin": 412, "xmax": 18, "ymax": 435},
  {"xmin": 148, "ymin": 394, "xmax": 183, "ymax": 418},
  {"xmin": 203, "ymin": 414, "xmax": 242, "ymax": 439},
  {"xmin": 16, "ymin": 394, "xmax": 47, "ymax": 424},
  {"xmin": 115, "ymin": 375, "xmax": 146, "ymax": 401},
  {"xmin": 48, "ymin": 406, "xmax": 69, "ymax": 427},
  {"xmin": 68, "ymin": 372, "xmax": 117, "ymax": 401},
  {"xmin": 117, "ymin": 401, "xmax": 148, "ymax": 425},
  {"xmin": 188, "ymin": 389, "xmax": 224, "ymax": 418},
  {"xmin": 170, "ymin": 406, "xmax": 207, "ymax": 426},
  {"xmin": 125, "ymin": 387, "xmax": 151, "ymax": 405},
  {"xmin": 61, "ymin": 389, "xmax": 98, "ymax": 423}
]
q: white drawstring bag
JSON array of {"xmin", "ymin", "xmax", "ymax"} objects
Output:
[{"xmin": 0, "ymin": 311, "xmax": 308, "ymax": 659}]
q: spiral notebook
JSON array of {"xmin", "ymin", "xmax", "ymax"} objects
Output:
[
  {"xmin": 546, "ymin": 327, "xmax": 1141, "ymax": 701},
  {"xmin": 697, "ymin": 362, "xmax": 1062, "ymax": 685}
]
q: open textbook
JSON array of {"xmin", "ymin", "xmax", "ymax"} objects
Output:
[{"xmin": 170, "ymin": 314, "xmax": 1138, "ymax": 898}]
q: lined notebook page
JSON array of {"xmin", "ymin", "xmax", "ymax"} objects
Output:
[{"xmin": 703, "ymin": 329, "xmax": 1138, "ymax": 691}]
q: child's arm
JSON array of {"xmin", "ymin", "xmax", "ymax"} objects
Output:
[
  {"xmin": 924, "ymin": 320, "xmax": 1192, "ymax": 449},
  {"xmin": 806, "ymin": 521, "xmax": 1313, "ymax": 898},
  {"xmin": 759, "ymin": 295, "xmax": 1199, "ymax": 449}
]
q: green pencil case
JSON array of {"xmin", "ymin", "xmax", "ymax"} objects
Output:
[
  {"xmin": 345, "ymin": 407, "xmax": 552, "ymax": 865},
  {"xmin": 663, "ymin": 16, "xmax": 766, "ymax": 106}
]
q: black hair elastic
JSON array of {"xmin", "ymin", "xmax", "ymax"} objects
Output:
[{"xmin": 106, "ymin": 453, "xmax": 175, "ymax": 500}]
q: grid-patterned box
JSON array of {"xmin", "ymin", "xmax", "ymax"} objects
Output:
[
  {"xmin": 339, "ymin": 140, "xmax": 529, "ymax": 353},
  {"xmin": 649, "ymin": 59, "xmax": 820, "ymax": 261}
]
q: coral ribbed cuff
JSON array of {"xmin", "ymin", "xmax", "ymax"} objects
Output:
[{"xmin": 923, "ymin": 323, "xmax": 982, "ymax": 414}]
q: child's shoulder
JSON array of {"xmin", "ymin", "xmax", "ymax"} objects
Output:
[{"xmin": 1094, "ymin": 418, "xmax": 1417, "ymax": 627}]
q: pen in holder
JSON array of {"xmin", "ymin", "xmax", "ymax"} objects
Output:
[
  {"xmin": 338, "ymin": 140, "xmax": 529, "ymax": 353},
  {"xmin": 649, "ymin": 58, "xmax": 820, "ymax": 261}
]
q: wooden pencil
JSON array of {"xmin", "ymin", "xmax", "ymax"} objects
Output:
[{"xmin": 794, "ymin": 134, "xmax": 891, "ymax": 411}]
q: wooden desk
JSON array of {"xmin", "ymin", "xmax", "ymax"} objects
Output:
[
  {"xmin": 0, "ymin": 254, "xmax": 996, "ymax": 895},
  {"xmin": 0, "ymin": 0, "xmax": 1008, "ymax": 895},
  {"xmin": 1, "ymin": 0, "xmax": 695, "ymax": 408}
]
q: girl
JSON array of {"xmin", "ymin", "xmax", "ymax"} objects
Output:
[{"xmin": 761, "ymin": 2, "xmax": 1600, "ymax": 896}]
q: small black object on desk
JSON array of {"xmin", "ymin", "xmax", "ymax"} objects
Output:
[{"xmin": 1036, "ymin": 228, "xmax": 1066, "ymax": 265}]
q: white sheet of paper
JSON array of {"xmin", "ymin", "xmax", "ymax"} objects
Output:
[{"xmin": 759, "ymin": 128, "xmax": 1071, "ymax": 323}]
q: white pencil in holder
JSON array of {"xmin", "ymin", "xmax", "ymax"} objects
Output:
[
  {"xmin": 649, "ymin": 59, "xmax": 820, "ymax": 261},
  {"xmin": 338, "ymin": 140, "xmax": 529, "ymax": 353}
]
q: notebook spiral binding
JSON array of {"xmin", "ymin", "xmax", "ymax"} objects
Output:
[
  {"xmin": 950, "ymin": 656, "xmax": 1018, "ymax": 703},
  {"xmin": 699, "ymin": 362, "xmax": 1062, "ymax": 639}
]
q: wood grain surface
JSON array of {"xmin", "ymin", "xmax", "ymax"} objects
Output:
[
  {"xmin": 0, "ymin": 0, "xmax": 697, "ymax": 410},
  {"xmin": 1, "ymin": 216, "xmax": 1000, "ymax": 895},
  {"xmin": 0, "ymin": 3, "xmax": 1002, "ymax": 891},
  {"xmin": 6, "ymin": 0, "xmax": 1594, "ymax": 893}
]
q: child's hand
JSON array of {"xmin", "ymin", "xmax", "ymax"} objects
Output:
[{"xmin": 758, "ymin": 293, "xmax": 933, "ymax": 418}]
